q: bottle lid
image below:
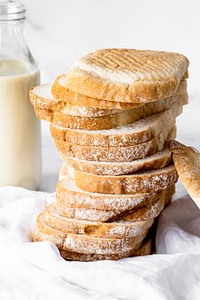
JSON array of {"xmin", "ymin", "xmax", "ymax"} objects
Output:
[{"xmin": 0, "ymin": 2, "xmax": 26, "ymax": 21}]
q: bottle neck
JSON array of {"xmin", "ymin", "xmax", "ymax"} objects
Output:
[{"xmin": 0, "ymin": 19, "xmax": 30, "ymax": 60}]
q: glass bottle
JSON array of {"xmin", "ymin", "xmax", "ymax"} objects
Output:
[{"xmin": 0, "ymin": 2, "xmax": 42, "ymax": 189}]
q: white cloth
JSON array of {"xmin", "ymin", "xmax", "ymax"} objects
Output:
[{"xmin": 0, "ymin": 186, "xmax": 200, "ymax": 300}]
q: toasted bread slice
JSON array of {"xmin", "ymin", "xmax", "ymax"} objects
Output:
[
  {"xmin": 170, "ymin": 140, "xmax": 200, "ymax": 208},
  {"xmin": 52, "ymin": 73, "xmax": 187, "ymax": 109},
  {"xmin": 59, "ymin": 236, "xmax": 152, "ymax": 261},
  {"xmin": 60, "ymin": 148, "xmax": 172, "ymax": 176},
  {"xmin": 45, "ymin": 203, "xmax": 154, "ymax": 239},
  {"xmin": 63, "ymin": 49, "xmax": 189, "ymax": 103},
  {"xmin": 69, "ymin": 165, "xmax": 178, "ymax": 194},
  {"xmin": 50, "ymin": 104, "xmax": 181, "ymax": 148},
  {"xmin": 33, "ymin": 93, "xmax": 188, "ymax": 130},
  {"xmin": 56, "ymin": 177, "xmax": 165, "ymax": 211},
  {"xmin": 34, "ymin": 213, "xmax": 147, "ymax": 255}
]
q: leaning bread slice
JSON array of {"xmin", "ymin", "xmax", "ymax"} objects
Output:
[
  {"xmin": 50, "ymin": 103, "xmax": 182, "ymax": 147},
  {"xmin": 33, "ymin": 93, "xmax": 188, "ymax": 130},
  {"xmin": 170, "ymin": 140, "xmax": 200, "ymax": 209},
  {"xmin": 56, "ymin": 178, "xmax": 164, "ymax": 211},
  {"xmin": 60, "ymin": 147, "xmax": 172, "ymax": 176},
  {"xmin": 55, "ymin": 189, "xmax": 167, "ymax": 222},
  {"xmin": 54, "ymin": 138, "xmax": 157, "ymax": 162},
  {"xmin": 34, "ymin": 213, "xmax": 147, "ymax": 255},
  {"xmin": 31, "ymin": 81, "xmax": 187, "ymax": 114},
  {"xmin": 46, "ymin": 203, "xmax": 154, "ymax": 239},
  {"xmin": 71, "ymin": 165, "xmax": 178, "ymax": 194},
  {"xmin": 64, "ymin": 49, "xmax": 189, "ymax": 103},
  {"xmin": 59, "ymin": 236, "xmax": 152, "ymax": 261},
  {"xmin": 52, "ymin": 73, "xmax": 187, "ymax": 109},
  {"xmin": 30, "ymin": 83, "xmax": 122, "ymax": 116}
]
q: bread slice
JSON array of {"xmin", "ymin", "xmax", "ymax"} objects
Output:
[
  {"xmin": 56, "ymin": 177, "xmax": 165, "ymax": 211},
  {"xmin": 31, "ymin": 81, "xmax": 187, "ymax": 130},
  {"xmin": 54, "ymin": 122, "xmax": 176, "ymax": 163},
  {"xmin": 60, "ymin": 148, "xmax": 172, "ymax": 176},
  {"xmin": 31, "ymin": 80, "xmax": 187, "ymax": 115},
  {"xmin": 34, "ymin": 216, "xmax": 152, "ymax": 260},
  {"xmin": 55, "ymin": 190, "xmax": 165, "ymax": 222},
  {"xmin": 59, "ymin": 235, "xmax": 152, "ymax": 261},
  {"xmin": 34, "ymin": 213, "xmax": 147, "ymax": 255},
  {"xmin": 33, "ymin": 93, "xmax": 188, "ymax": 130},
  {"xmin": 50, "ymin": 103, "xmax": 182, "ymax": 148},
  {"xmin": 55, "ymin": 186, "xmax": 174, "ymax": 222},
  {"xmin": 30, "ymin": 83, "xmax": 122, "ymax": 115},
  {"xmin": 170, "ymin": 140, "xmax": 200, "ymax": 208},
  {"xmin": 64, "ymin": 49, "xmax": 189, "ymax": 103},
  {"xmin": 45, "ymin": 203, "xmax": 154, "ymax": 239},
  {"xmin": 54, "ymin": 138, "xmax": 158, "ymax": 162},
  {"xmin": 70, "ymin": 164, "xmax": 178, "ymax": 194},
  {"xmin": 52, "ymin": 73, "xmax": 187, "ymax": 109}
]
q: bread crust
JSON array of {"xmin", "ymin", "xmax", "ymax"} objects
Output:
[
  {"xmin": 50, "ymin": 103, "xmax": 181, "ymax": 149},
  {"xmin": 170, "ymin": 140, "xmax": 200, "ymax": 208},
  {"xmin": 34, "ymin": 213, "xmax": 147, "ymax": 255},
  {"xmin": 33, "ymin": 93, "xmax": 188, "ymax": 130},
  {"xmin": 60, "ymin": 148, "xmax": 172, "ymax": 176},
  {"xmin": 58, "ymin": 236, "xmax": 151, "ymax": 261},
  {"xmin": 31, "ymin": 80, "xmax": 187, "ymax": 114},
  {"xmin": 54, "ymin": 138, "xmax": 157, "ymax": 162},
  {"xmin": 52, "ymin": 74, "xmax": 187, "ymax": 109},
  {"xmin": 45, "ymin": 203, "xmax": 154, "ymax": 239},
  {"xmin": 56, "ymin": 178, "xmax": 164, "ymax": 211},
  {"xmin": 51, "ymin": 124, "xmax": 152, "ymax": 147},
  {"xmin": 55, "ymin": 190, "xmax": 166, "ymax": 222},
  {"xmin": 64, "ymin": 49, "xmax": 189, "ymax": 103},
  {"xmin": 72, "ymin": 165, "xmax": 178, "ymax": 194}
]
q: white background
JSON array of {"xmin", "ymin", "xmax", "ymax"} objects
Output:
[{"xmin": 20, "ymin": 0, "xmax": 200, "ymax": 191}]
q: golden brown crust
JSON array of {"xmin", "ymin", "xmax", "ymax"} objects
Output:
[
  {"xmin": 123, "ymin": 185, "xmax": 175, "ymax": 221},
  {"xmin": 54, "ymin": 138, "xmax": 157, "ymax": 162},
  {"xmin": 52, "ymin": 75, "xmax": 144, "ymax": 110},
  {"xmin": 58, "ymin": 236, "xmax": 152, "ymax": 261},
  {"xmin": 50, "ymin": 124, "xmax": 153, "ymax": 147},
  {"xmin": 55, "ymin": 190, "xmax": 166, "ymax": 222},
  {"xmin": 29, "ymin": 84, "xmax": 64, "ymax": 111},
  {"xmin": 34, "ymin": 213, "xmax": 147, "ymax": 255},
  {"xmin": 33, "ymin": 107, "xmax": 53, "ymax": 122},
  {"xmin": 50, "ymin": 103, "xmax": 182, "ymax": 151},
  {"xmin": 56, "ymin": 178, "xmax": 164, "ymax": 211},
  {"xmin": 52, "ymin": 74, "xmax": 187, "ymax": 109},
  {"xmin": 73, "ymin": 165, "xmax": 178, "ymax": 194},
  {"xmin": 64, "ymin": 49, "xmax": 189, "ymax": 103},
  {"xmin": 45, "ymin": 203, "xmax": 154, "ymax": 239},
  {"xmin": 32, "ymin": 92, "xmax": 188, "ymax": 130},
  {"xmin": 170, "ymin": 140, "xmax": 200, "ymax": 208},
  {"xmin": 60, "ymin": 148, "xmax": 172, "ymax": 176}
]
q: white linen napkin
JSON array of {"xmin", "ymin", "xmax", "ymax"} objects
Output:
[{"xmin": 0, "ymin": 186, "xmax": 200, "ymax": 300}]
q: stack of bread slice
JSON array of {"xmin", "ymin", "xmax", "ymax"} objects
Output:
[{"xmin": 30, "ymin": 49, "xmax": 189, "ymax": 261}]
